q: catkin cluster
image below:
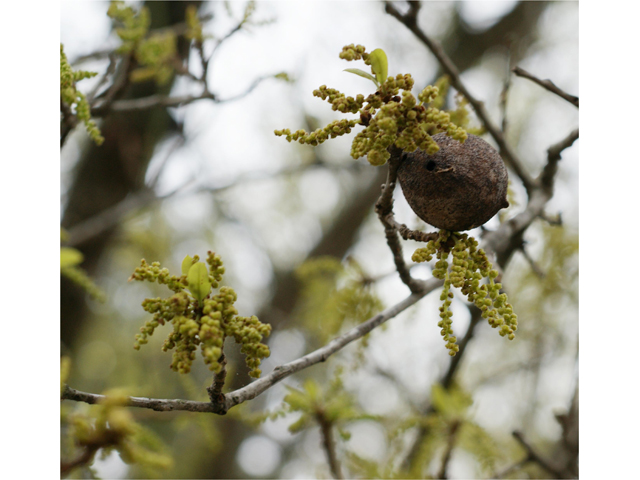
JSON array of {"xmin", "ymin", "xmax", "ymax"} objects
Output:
[
  {"xmin": 275, "ymin": 44, "xmax": 467, "ymax": 166},
  {"xmin": 60, "ymin": 44, "xmax": 104, "ymax": 145},
  {"xmin": 412, "ymin": 231, "xmax": 518, "ymax": 355},
  {"xmin": 130, "ymin": 251, "xmax": 271, "ymax": 377}
]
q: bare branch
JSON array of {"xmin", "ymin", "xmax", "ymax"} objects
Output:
[
  {"xmin": 86, "ymin": 53, "xmax": 119, "ymax": 105},
  {"xmin": 93, "ymin": 91, "xmax": 215, "ymax": 113},
  {"xmin": 214, "ymin": 75, "xmax": 273, "ymax": 103},
  {"xmin": 520, "ymin": 244, "xmax": 546, "ymax": 279},
  {"xmin": 62, "ymin": 384, "xmax": 227, "ymax": 414},
  {"xmin": 437, "ymin": 420, "xmax": 460, "ymax": 479},
  {"xmin": 391, "ymin": 219, "xmax": 439, "ymax": 244},
  {"xmin": 224, "ymin": 283, "xmax": 439, "ymax": 411},
  {"xmin": 540, "ymin": 211, "xmax": 563, "ymax": 226},
  {"xmin": 206, "ymin": 353, "xmax": 228, "ymax": 404},
  {"xmin": 92, "ymin": 75, "xmax": 272, "ymax": 114},
  {"xmin": 374, "ymin": 149, "xmax": 426, "ymax": 293},
  {"xmin": 539, "ymin": 128, "xmax": 579, "ymax": 194},
  {"xmin": 384, "ymin": 2, "xmax": 536, "ymax": 195},
  {"xmin": 513, "ymin": 66, "xmax": 579, "ymax": 108},
  {"xmin": 512, "ymin": 430, "xmax": 571, "ymax": 479},
  {"xmin": 317, "ymin": 412, "xmax": 344, "ymax": 479},
  {"xmin": 61, "ymin": 444, "xmax": 102, "ymax": 476},
  {"xmin": 500, "ymin": 44, "xmax": 514, "ymax": 134}
]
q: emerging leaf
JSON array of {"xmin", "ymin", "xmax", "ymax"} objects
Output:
[
  {"xmin": 187, "ymin": 262, "xmax": 211, "ymax": 305},
  {"xmin": 181, "ymin": 255, "xmax": 194, "ymax": 275},
  {"xmin": 368, "ymin": 48, "xmax": 388, "ymax": 85}
]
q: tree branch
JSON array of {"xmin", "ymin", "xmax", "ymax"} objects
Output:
[
  {"xmin": 224, "ymin": 283, "xmax": 438, "ymax": 411},
  {"xmin": 513, "ymin": 66, "xmax": 579, "ymax": 108},
  {"xmin": 374, "ymin": 149, "xmax": 427, "ymax": 293},
  {"xmin": 436, "ymin": 420, "xmax": 460, "ymax": 479},
  {"xmin": 62, "ymin": 281, "xmax": 440, "ymax": 414},
  {"xmin": 93, "ymin": 91, "xmax": 215, "ymax": 114},
  {"xmin": 384, "ymin": 1, "xmax": 536, "ymax": 195},
  {"xmin": 91, "ymin": 75, "xmax": 271, "ymax": 114},
  {"xmin": 538, "ymin": 128, "xmax": 579, "ymax": 194},
  {"xmin": 61, "ymin": 445, "xmax": 101, "ymax": 476},
  {"xmin": 206, "ymin": 353, "xmax": 228, "ymax": 404},
  {"xmin": 512, "ymin": 430, "xmax": 570, "ymax": 479},
  {"xmin": 317, "ymin": 412, "xmax": 344, "ymax": 479}
]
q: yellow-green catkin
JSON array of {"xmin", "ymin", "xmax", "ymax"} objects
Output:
[
  {"xmin": 412, "ymin": 231, "xmax": 518, "ymax": 354},
  {"xmin": 130, "ymin": 251, "xmax": 271, "ymax": 377},
  {"xmin": 275, "ymin": 44, "xmax": 467, "ymax": 167},
  {"xmin": 60, "ymin": 44, "xmax": 104, "ymax": 145}
]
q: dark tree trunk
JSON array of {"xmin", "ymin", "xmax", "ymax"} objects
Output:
[{"xmin": 61, "ymin": 2, "xmax": 201, "ymax": 350}]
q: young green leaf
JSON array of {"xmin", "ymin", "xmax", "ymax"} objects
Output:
[
  {"xmin": 181, "ymin": 255, "xmax": 194, "ymax": 275},
  {"xmin": 344, "ymin": 68, "xmax": 379, "ymax": 87},
  {"xmin": 61, "ymin": 247, "xmax": 84, "ymax": 268},
  {"xmin": 187, "ymin": 262, "xmax": 211, "ymax": 305},
  {"xmin": 369, "ymin": 48, "xmax": 388, "ymax": 85}
]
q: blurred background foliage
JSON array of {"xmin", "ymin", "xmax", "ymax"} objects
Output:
[{"xmin": 60, "ymin": 1, "xmax": 578, "ymax": 478}]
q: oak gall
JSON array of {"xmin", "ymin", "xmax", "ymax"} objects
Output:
[{"xmin": 397, "ymin": 133, "xmax": 509, "ymax": 231}]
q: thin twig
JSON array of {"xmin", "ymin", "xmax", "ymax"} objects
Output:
[
  {"xmin": 539, "ymin": 211, "xmax": 563, "ymax": 226},
  {"xmin": 206, "ymin": 353, "xmax": 228, "ymax": 403},
  {"xmin": 384, "ymin": 2, "xmax": 536, "ymax": 195},
  {"xmin": 61, "ymin": 445, "xmax": 101, "ymax": 476},
  {"xmin": 440, "ymin": 305, "xmax": 483, "ymax": 389},
  {"xmin": 500, "ymin": 45, "xmax": 514, "ymax": 134},
  {"xmin": 89, "ymin": 53, "xmax": 133, "ymax": 112},
  {"xmin": 391, "ymin": 219, "xmax": 439, "ymax": 243},
  {"xmin": 374, "ymin": 149, "xmax": 425, "ymax": 293},
  {"xmin": 93, "ymin": 91, "xmax": 215, "ymax": 114},
  {"xmin": 513, "ymin": 66, "xmax": 579, "ymax": 108},
  {"xmin": 146, "ymin": 134, "xmax": 186, "ymax": 190},
  {"xmin": 519, "ymin": 244, "xmax": 546, "ymax": 279},
  {"xmin": 539, "ymin": 128, "xmax": 579, "ymax": 194},
  {"xmin": 62, "ymin": 384, "xmax": 227, "ymax": 414},
  {"xmin": 512, "ymin": 430, "xmax": 569, "ymax": 479},
  {"xmin": 436, "ymin": 420, "xmax": 460, "ymax": 479},
  {"xmin": 92, "ymin": 75, "xmax": 271, "ymax": 114},
  {"xmin": 317, "ymin": 411, "xmax": 344, "ymax": 479},
  {"xmin": 62, "ymin": 282, "xmax": 440, "ymax": 415}
]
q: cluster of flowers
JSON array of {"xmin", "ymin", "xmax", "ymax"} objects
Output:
[
  {"xmin": 130, "ymin": 251, "xmax": 271, "ymax": 377},
  {"xmin": 413, "ymin": 231, "xmax": 518, "ymax": 355},
  {"xmin": 275, "ymin": 44, "xmax": 467, "ymax": 166},
  {"xmin": 60, "ymin": 44, "xmax": 104, "ymax": 145}
]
